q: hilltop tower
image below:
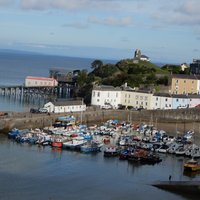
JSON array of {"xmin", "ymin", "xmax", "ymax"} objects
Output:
[{"xmin": 134, "ymin": 49, "xmax": 141, "ymax": 60}]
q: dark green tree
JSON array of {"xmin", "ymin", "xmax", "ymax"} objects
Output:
[{"xmin": 91, "ymin": 60, "xmax": 103, "ymax": 69}]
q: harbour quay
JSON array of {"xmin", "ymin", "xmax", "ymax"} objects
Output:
[{"xmin": 1, "ymin": 108, "xmax": 200, "ymax": 136}]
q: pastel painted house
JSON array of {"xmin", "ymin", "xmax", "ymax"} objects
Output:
[
  {"xmin": 188, "ymin": 95, "xmax": 200, "ymax": 108},
  {"xmin": 170, "ymin": 74, "xmax": 200, "ymax": 95},
  {"xmin": 171, "ymin": 95, "xmax": 190, "ymax": 109},
  {"xmin": 43, "ymin": 100, "xmax": 86, "ymax": 113},
  {"xmin": 121, "ymin": 90, "xmax": 152, "ymax": 109}
]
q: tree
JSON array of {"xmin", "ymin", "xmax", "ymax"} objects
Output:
[
  {"xmin": 91, "ymin": 60, "xmax": 103, "ymax": 69},
  {"xmin": 77, "ymin": 70, "xmax": 88, "ymax": 88}
]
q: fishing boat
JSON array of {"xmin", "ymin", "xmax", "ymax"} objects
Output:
[
  {"xmin": 8, "ymin": 128, "xmax": 19, "ymax": 139},
  {"xmin": 51, "ymin": 138, "xmax": 63, "ymax": 148},
  {"xmin": 62, "ymin": 137, "xmax": 86, "ymax": 150},
  {"xmin": 80, "ymin": 141, "xmax": 103, "ymax": 153},
  {"xmin": 104, "ymin": 145, "xmax": 120, "ymax": 157},
  {"xmin": 184, "ymin": 159, "xmax": 200, "ymax": 172}
]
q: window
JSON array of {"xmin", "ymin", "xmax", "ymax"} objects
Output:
[
  {"xmin": 125, "ymin": 94, "xmax": 127, "ymax": 98},
  {"xmin": 176, "ymin": 79, "xmax": 178, "ymax": 83},
  {"xmin": 136, "ymin": 101, "xmax": 138, "ymax": 105},
  {"xmin": 176, "ymin": 99, "xmax": 179, "ymax": 102},
  {"xmin": 97, "ymin": 99, "xmax": 99, "ymax": 102},
  {"xmin": 184, "ymin": 80, "xmax": 186, "ymax": 83},
  {"xmin": 145, "ymin": 102, "xmax": 148, "ymax": 106},
  {"xmin": 140, "ymin": 96, "xmax": 143, "ymax": 100},
  {"xmin": 97, "ymin": 92, "xmax": 100, "ymax": 97},
  {"xmin": 136, "ymin": 95, "xmax": 138, "ymax": 99},
  {"xmin": 116, "ymin": 93, "xmax": 118, "ymax": 98},
  {"xmin": 129, "ymin": 94, "xmax": 130, "ymax": 98},
  {"xmin": 165, "ymin": 98, "xmax": 168, "ymax": 102},
  {"xmin": 93, "ymin": 92, "xmax": 95, "ymax": 97},
  {"xmin": 156, "ymin": 97, "xmax": 158, "ymax": 101},
  {"xmin": 107, "ymin": 92, "xmax": 109, "ymax": 98}
]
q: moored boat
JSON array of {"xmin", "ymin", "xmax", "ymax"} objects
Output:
[
  {"xmin": 80, "ymin": 141, "xmax": 103, "ymax": 153},
  {"xmin": 104, "ymin": 145, "xmax": 120, "ymax": 157},
  {"xmin": 184, "ymin": 159, "xmax": 200, "ymax": 172},
  {"xmin": 62, "ymin": 138, "xmax": 87, "ymax": 150},
  {"xmin": 51, "ymin": 138, "xmax": 63, "ymax": 148}
]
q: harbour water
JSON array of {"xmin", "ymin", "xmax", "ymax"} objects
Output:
[{"xmin": 0, "ymin": 134, "xmax": 199, "ymax": 200}]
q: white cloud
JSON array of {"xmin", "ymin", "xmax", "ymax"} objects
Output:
[
  {"xmin": 0, "ymin": 0, "xmax": 14, "ymax": 7},
  {"xmin": 19, "ymin": 0, "xmax": 123, "ymax": 11},
  {"xmin": 62, "ymin": 22, "xmax": 88, "ymax": 29},
  {"xmin": 152, "ymin": 0, "xmax": 200, "ymax": 26},
  {"xmin": 88, "ymin": 16, "xmax": 133, "ymax": 27}
]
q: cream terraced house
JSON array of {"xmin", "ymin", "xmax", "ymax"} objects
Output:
[
  {"xmin": 91, "ymin": 85, "xmax": 122, "ymax": 109},
  {"xmin": 121, "ymin": 90, "xmax": 152, "ymax": 109},
  {"xmin": 91, "ymin": 84, "xmax": 152, "ymax": 110},
  {"xmin": 170, "ymin": 74, "xmax": 200, "ymax": 95}
]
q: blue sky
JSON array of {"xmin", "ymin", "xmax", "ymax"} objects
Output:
[{"xmin": 0, "ymin": 0, "xmax": 200, "ymax": 63}]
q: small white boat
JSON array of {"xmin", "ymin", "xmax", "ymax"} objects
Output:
[
  {"xmin": 62, "ymin": 138, "xmax": 87, "ymax": 150},
  {"xmin": 175, "ymin": 146, "xmax": 185, "ymax": 156},
  {"xmin": 157, "ymin": 144, "xmax": 169, "ymax": 153},
  {"xmin": 104, "ymin": 145, "xmax": 120, "ymax": 157},
  {"xmin": 167, "ymin": 143, "xmax": 181, "ymax": 154}
]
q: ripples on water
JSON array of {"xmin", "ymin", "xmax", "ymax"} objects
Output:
[{"xmin": 0, "ymin": 135, "xmax": 199, "ymax": 200}]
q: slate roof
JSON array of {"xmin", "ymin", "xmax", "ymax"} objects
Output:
[
  {"xmin": 171, "ymin": 74, "xmax": 200, "ymax": 80},
  {"xmin": 53, "ymin": 100, "xmax": 84, "ymax": 106}
]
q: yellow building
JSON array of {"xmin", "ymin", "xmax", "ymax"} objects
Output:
[{"xmin": 170, "ymin": 75, "xmax": 200, "ymax": 95}]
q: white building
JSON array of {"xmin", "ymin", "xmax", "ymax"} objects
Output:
[
  {"xmin": 43, "ymin": 100, "xmax": 86, "ymax": 113},
  {"xmin": 91, "ymin": 85, "xmax": 122, "ymax": 109},
  {"xmin": 151, "ymin": 93, "xmax": 173, "ymax": 110},
  {"xmin": 25, "ymin": 76, "xmax": 58, "ymax": 87},
  {"xmin": 140, "ymin": 55, "xmax": 150, "ymax": 62}
]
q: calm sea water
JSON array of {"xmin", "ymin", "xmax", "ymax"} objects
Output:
[{"xmin": 0, "ymin": 135, "xmax": 199, "ymax": 200}]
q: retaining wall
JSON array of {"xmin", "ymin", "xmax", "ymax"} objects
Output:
[{"xmin": 0, "ymin": 108, "xmax": 200, "ymax": 135}]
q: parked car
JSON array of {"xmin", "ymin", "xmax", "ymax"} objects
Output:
[
  {"xmin": 30, "ymin": 108, "xmax": 40, "ymax": 113},
  {"xmin": 38, "ymin": 108, "xmax": 48, "ymax": 113},
  {"xmin": 101, "ymin": 105, "xmax": 112, "ymax": 109}
]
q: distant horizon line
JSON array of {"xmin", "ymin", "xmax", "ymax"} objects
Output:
[{"xmin": 0, "ymin": 48, "xmax": 175, "ymax": 66}]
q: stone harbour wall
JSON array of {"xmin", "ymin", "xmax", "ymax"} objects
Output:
[{"xmin": 0, "ymin": 108, "xmax": 200, "ymax": 135}]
